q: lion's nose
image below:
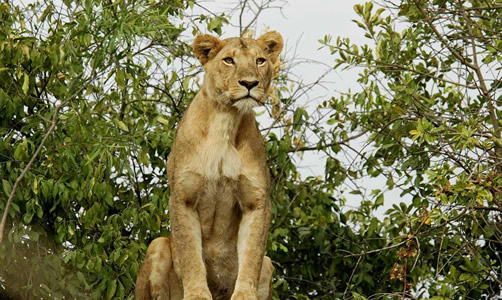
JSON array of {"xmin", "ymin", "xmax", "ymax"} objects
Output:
[{"xmin": 238, "ymin": 80, "xmax": 259, "ymax": 91}]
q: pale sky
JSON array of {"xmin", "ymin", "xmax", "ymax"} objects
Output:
[
  {"xmin": 197, "ymin": 1, "xmax": 406, "ymax": 216},
  {"xmin": 189, "ymin": 1, "xmax": 407, "ymax": 215},
  {"xmin": 193, "ymin": 0, "xmax": 367, "ymax": 88}
]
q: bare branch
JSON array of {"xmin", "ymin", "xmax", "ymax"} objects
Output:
[
  {"xmin": 344, "ymin": 239, "xmax": 408, "ymax": 257},
  {"xmin": 239, "ymin": 0, "xmax": 249, "ymax": 35},
  {"xmin": 288, "ymin": 131, "xmax": 368, "ymax": 153}
]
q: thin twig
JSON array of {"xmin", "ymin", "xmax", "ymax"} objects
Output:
[
  {"xmin": 343, "ymin": 255, "xmax": 362, "ymax": 298},
  {"xmin": 344, "ymin": 239, "xmax": 408, "ymax": 257},
  {"xmin": 288, "ymin": 131, "xmax": 367, "ymax": 153},
  {"xmin": 473, "ymin": 206, "xmax": 502, "ymax": 213},
  {"xmin": 239, "ymin": 0, "xmax": 249, "ymax": 36}
]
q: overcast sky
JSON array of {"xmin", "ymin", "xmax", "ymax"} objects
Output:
[
  {"xmin": 191, "ymin": 1, "xmax": 407, "ymax": 214},
  {"xmin": 192, "ymin": 0, "xmax": 368, "ymax": 167},
  {"xmin": 193, "ymin": 0, "xmax": 367, "ymax": 86}
]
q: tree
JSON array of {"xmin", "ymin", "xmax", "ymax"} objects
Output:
[
  {"xmin": 0, "ymin": 0, "xmax": 208, "ymax": 298},
  {"xmin": 312, "ymin": 0, "xmax": 501, "ymax": 298}
]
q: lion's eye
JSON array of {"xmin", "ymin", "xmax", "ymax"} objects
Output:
[
  {"xmin": 256, "ymin": 58, "xmax": 266, "ymax": 66},
  {"xmin": 223, "ymin": 57, "xmax": 234, "ymax": 65}
]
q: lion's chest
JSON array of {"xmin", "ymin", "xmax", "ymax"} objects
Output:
[{"xmin": 195, "ymin": 111, "xmax": 243, "ymax": 180}]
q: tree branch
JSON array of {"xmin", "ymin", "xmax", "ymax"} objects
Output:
[
  {"xmin": 0, "ymin": 101, "xmax": 67, "ymax": 243},
  {"xmin": 288, "ymin": 131, "xmax": 367, "ymax": 153},
  {"xmin": 473, "ymin": 206, "xmax": 502, "ymax": 213},
  {"xmin": 343, "ymin": 239, "xmax": 408, "ymax": 257},
  {"xmin": 239, "ymin": 0, "xmax": 249, "ymax": 36}
]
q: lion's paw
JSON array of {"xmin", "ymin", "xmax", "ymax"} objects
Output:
[
  {"xmin": 183, "ymin": 288, "xmax": 213, "ymax": 300},
  {"xmin": 231, "ymin": 289, "xmax": 258, "ymax": 300},
  {"xmin": 183, "ymin": 296, "xmax": 212, "ymax": 300}
]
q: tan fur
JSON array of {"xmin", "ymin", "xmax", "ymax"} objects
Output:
[{"xmin": 136, "ymin": 31, "xmax": 283, "ymax": 300}]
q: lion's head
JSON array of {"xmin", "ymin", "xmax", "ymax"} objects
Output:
[{"xmin": 193, "ymin": 31, "xmax": 283, "ymax": 113}]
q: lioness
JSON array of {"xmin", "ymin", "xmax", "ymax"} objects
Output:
[{"xmin": 135, "ymin": 31, "xmax": 283, "ymax": 300}]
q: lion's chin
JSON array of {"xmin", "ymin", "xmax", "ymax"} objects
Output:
[{"xmin": 232, "ymin": 97, "xmax": 259, "ymax": 114}]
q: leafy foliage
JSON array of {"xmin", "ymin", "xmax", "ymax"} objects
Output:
[
  {"xmin": 0, "ymin": 0, "xmax": 197, "ymax": 298},
  {"xmin": 314, "ymin": 0, "xmax": 502, "ymax": 298}
]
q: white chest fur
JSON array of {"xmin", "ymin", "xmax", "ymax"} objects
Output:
[{"xmin": 195, "ymin": 111, "xmax": 242, "ymax": 180}]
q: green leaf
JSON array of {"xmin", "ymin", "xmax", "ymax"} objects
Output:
[
  {"xmin": 106, "ymin": 279, "xmax": 117, "ymax": 300},
  {"xmin": 22, "ymin": 73, "xmax": 29, "ymax": 94},
  {"xmin": 24, "ymin": 212, "xmax": 34, "ymax": 224},
  {"xmin": 459, "ymin": 273, "xmax": 474, "ymax": 282},
  {"xmin": 375, "ymin": 194, "xmax": 384, "ymax": 207},
  {"xmin": 77, "ymin": 271, "xmax": 86, "ymax": 283},
  {"xmin": 104, "ymin": 193, "xmax": 113, "ymax": 207},
  {"xmin": 41, "ymin": 182, "xmax": 50, "ymax": 199},
  {"xmin": 115, "ymin": 69, "xmax": 126, "ymax": 90},
  {"xmin": 113, "ymin": 118, "xmax": 129, "ymax": 131},
  {"xmin": 117, "ymin": 253, "xmax": 129, "ymax": 266},
  {"xmin": 386, "ymin": 174, "xmax": 394, "ymax": 189},
  {"xmin": 28, "ymin": 231, "xmax": 39, "ymax": 241},
  {"xmin": 32, "ymin": 178, "xmax": 38, "ymax": 195},
  {"xmin": 157, "ymin": 116, "xmax": 170, "ymax": 125},
  {"xmin": 138, "ymin": 150, "xmax": 150, "ymax": 166},
  {"xmin": 2, "ymin": 180, "xmax": 12, "ymax": 197}
]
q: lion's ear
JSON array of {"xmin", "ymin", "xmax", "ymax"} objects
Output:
[
  {"xmin": 193, "ymin": 34, "xmax": 222, "ymax": 66},
  {"xmin": 257, "ymin": 31, "xmax": 283, "ymax": 63}
]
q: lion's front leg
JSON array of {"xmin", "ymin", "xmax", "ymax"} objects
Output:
[
  {"xmin": 232, "ymin": 174, "xmax": 271, "ymax": 300},
  {"xmin": 170, "ymin": 171, "xmax": 212, "ymax": 300}
]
